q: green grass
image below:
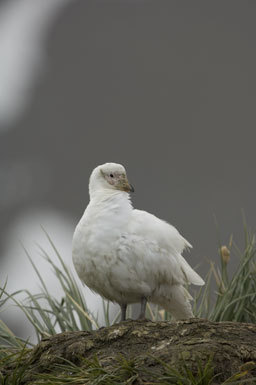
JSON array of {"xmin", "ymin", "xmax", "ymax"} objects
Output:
[
  {"xmin": 1, "ymin": 350, "xmax": 255, "ymax": 385},
  {"xmin": 28, "ymin": 355, "xmax": 140, "ymax": 385},
  {"xmin": 1, "ymin": 225, "xmax": 256, "ymax": 384},
  {"xmin": 0, "ymin": 344, "xmax": 31, "ymax": 385},
  {"xmin": 193, "ymin": 227, "xmax": 256, "ymax": 323}
]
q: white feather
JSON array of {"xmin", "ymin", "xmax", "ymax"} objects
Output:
[{"xmin": 72, "ymin": 163, "xmax": 205, "ymax": 320}]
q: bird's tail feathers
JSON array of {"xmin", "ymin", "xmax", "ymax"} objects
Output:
[
  {"xmin": 151, "ymin": 284, "xmax": 194, "ymax": 320},
  {"xmin": 179, "ymin": 255, "xmax": 205, "ymax": 286}
]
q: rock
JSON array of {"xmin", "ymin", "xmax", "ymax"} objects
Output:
[{"xmin": 2, "ymin": 319, "xmax": 256, "ymax": 384}]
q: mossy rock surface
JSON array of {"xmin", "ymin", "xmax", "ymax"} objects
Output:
[{"xmin": 2, "ymin": 318, "xmax": 256, "ymax": 383}]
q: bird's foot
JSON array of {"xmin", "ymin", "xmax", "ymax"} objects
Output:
[
  {"xmin": 136, "ymin": 314, "xmax": 148, "ymax": 321},
  {"xmin": 120, "ymin": 303, "xmax": 127, "ymax": 322},
  {"xmin": 137, "ymin": 296, "xmax": 148, "ymax": 321}
]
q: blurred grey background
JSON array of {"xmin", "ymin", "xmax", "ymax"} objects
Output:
[{"xmin": 0, "ymin": 0, "xmax": 255, "ymax": 337}]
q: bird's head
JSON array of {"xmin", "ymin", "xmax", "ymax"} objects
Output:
[{"xmin": 89, "ymin": 163, "xmax": 134, "ymax": 198}]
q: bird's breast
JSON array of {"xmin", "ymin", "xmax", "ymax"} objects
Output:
[{"xmin": 72, "ymin": 204, "xmax": 131, "ymax": 274}]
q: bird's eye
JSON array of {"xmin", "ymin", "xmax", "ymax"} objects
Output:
[{"xmin": 110, "ymin": 173, "xmax": 114, "ymax": 178}]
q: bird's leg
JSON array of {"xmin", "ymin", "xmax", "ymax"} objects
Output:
[
  {"xmin": 120, "ymin": 304, "xmax": 127, "ymax": 321},
  {"xmin": 138, "ymin": 296, "xmax": 147, "ymax": 320}
]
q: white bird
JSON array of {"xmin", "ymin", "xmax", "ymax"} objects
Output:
[{"xmin": 72, "ymin": 163, "xmax": 204, "ymax": 321}]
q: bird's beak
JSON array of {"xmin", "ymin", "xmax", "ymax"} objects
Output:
[
  {"xmin": 119, "ymin": 177, "xmax": 135, "ymax": 193},
  {"xmin": 128, "ymin": 183, "xmax": 135, "ymax": 193}
]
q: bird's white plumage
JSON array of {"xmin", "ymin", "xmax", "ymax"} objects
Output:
[{"xmin": 72, "ymin": 163, "xmax": 204, "ymax": 320}]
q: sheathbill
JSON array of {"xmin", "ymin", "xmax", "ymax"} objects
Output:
[{"xmin": 72, "ymin": 163, "xmax": 204, "ymax": 321}]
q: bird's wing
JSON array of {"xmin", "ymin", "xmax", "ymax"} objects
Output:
[{"xmin": 125, "ymin": 209, "xmax": 204, "ymax": 286}]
